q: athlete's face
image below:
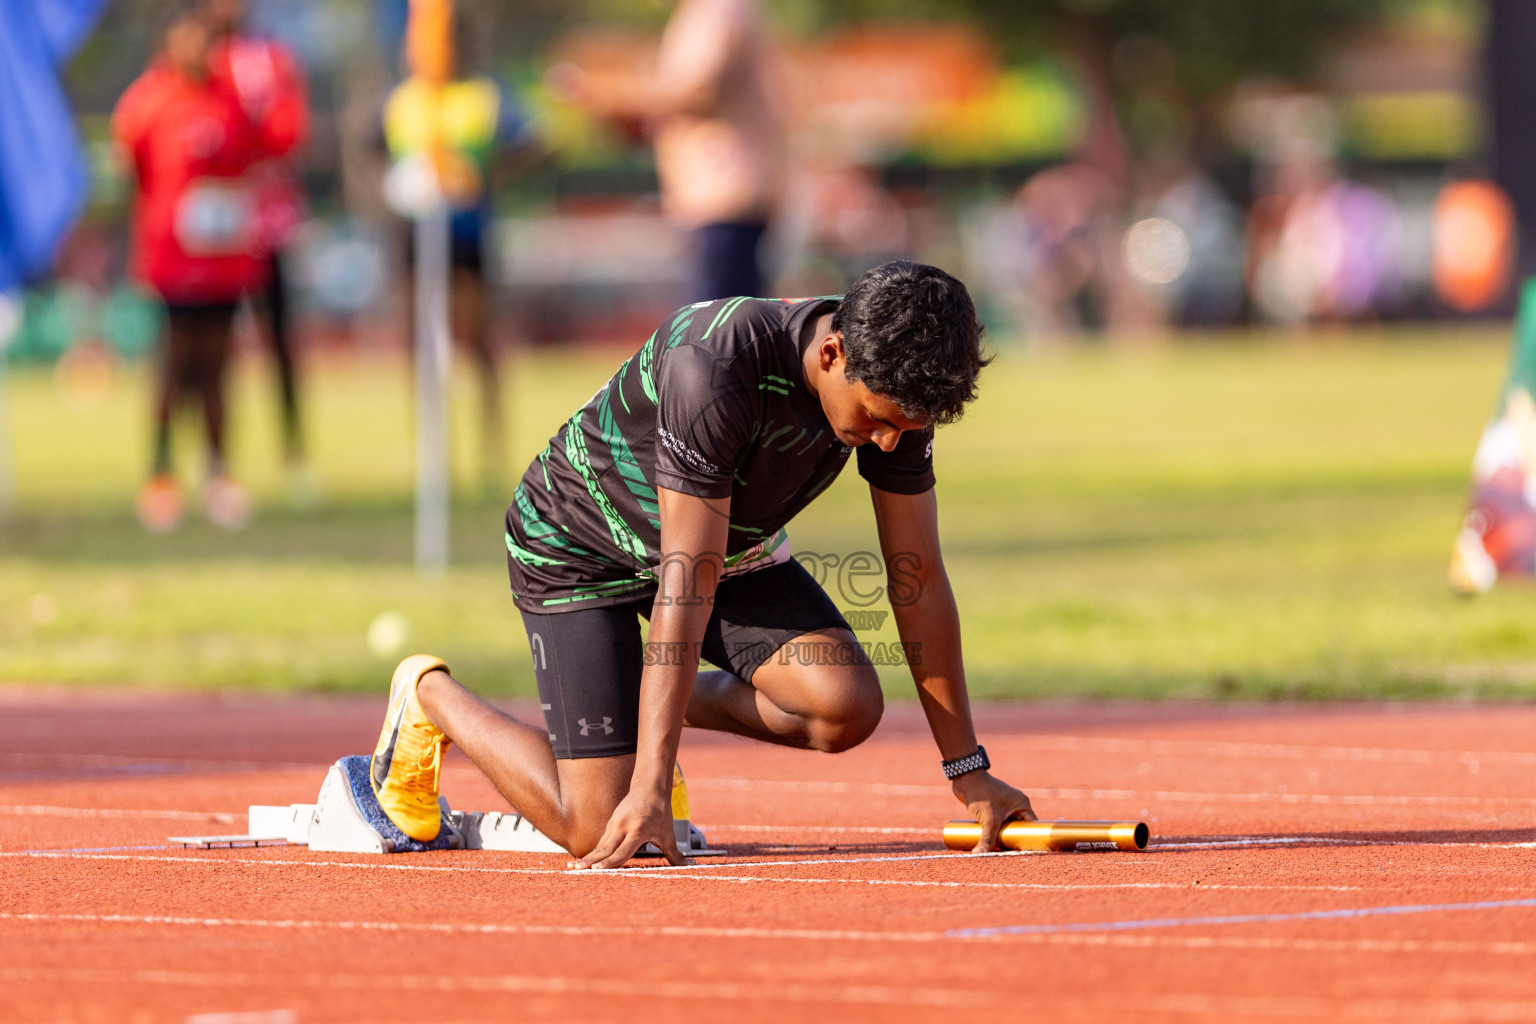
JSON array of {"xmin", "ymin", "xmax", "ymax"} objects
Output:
[{"xmin": 814, "ymin": 337, "xmax": 928, "ymax": 451}]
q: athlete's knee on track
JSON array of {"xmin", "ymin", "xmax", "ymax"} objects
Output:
[{"xmin": 561, "ymin": 821, "xmax": 604, "ymax": 859}]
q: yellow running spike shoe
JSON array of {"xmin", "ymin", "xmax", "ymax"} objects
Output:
[
  {"xmin": 371, "ymin": 654, "xmax": 452, "ymax": 841},
  {"xmin": 671, "ymin": 762, "xmax": 690, "ymax": 821}
]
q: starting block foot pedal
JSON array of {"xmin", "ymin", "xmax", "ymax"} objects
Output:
[{"xmin": 305, "ymin": 755, "xmax": 462, "ymax": 854}]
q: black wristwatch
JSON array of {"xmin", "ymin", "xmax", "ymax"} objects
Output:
[{"xmin": 942, "ymin": 744, "xmax": 989, "ymax": 780}]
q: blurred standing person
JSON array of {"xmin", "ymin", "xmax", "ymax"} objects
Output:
[
  {"xmin": 549, "ymin": 0, "xmax": 784, "ymax": 302},
  {"xmin": 114, "ymin": 6, "xmax": 297, "ymax": 531},
  {"xmin": 382, "ymin": 16, "xmax": 533, "ymax": 491},
  {"xmin": 200, "ymin": 0, "xmax": 312, "ymax": 501}
]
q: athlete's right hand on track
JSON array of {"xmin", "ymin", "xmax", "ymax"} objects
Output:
[
  {"xmin": 570, "ymin": 787, "xmax": 687, "ymax": 870},
  {"xmin": 954, "ymin": 772, "xmax": 1037, "ymax": 853}
]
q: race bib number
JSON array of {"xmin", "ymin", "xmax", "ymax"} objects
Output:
[{"xmin": 174, "ymin": 181, "xmax": 255, "ymax": 255}]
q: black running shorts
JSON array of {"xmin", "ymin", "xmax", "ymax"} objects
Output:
[{"xmin": 520, "ymin": 559, "xmax": 850, "ymax": 758}]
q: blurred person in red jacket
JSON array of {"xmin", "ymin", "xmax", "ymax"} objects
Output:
[
  {"xmin": 201, "ymin": 0, "xmax": 312, "ymax": 501},
  {"xmin": 113, "ymin": 5, "xmax": 298, "ymax": 531}
]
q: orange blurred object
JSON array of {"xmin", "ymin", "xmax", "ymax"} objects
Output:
[
  {"xmin": 136, "ymin": 474, "xmax": 185, "ymax": 533},
  {"xmin": 1433, "ymin": 180, "xmax": 1515, "ymax": 312},
  {"xmin": 405, "ymin": 0, "xmax": 453, "ymax": 83}
]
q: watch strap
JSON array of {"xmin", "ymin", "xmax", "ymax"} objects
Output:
[{"xmin": 942, "ymin": 744, "xmax": 989, "ymax": 780}]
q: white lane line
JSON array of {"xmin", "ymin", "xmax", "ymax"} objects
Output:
[
  {"xmin": 1162, "ymin": 837, "xmax": 1536, "ymax": 851},
  {"xmin": 1158, "ymin": 837, "xmax": 1364, "ymax": 849},
  {"xmin": 8, "ymin": 912, "xmax": 1536, "ymax": 956},
  {"xmin": 548, "ymin": 872, "xmax": 1369, "ymax": 892},
  {"xmin": 655, "ymin": 848, "xmax": 1031, "ymax": 871},
  {"xmin": 0, "ymin": 910, "xmax": 948, "ymax": 942},
  {"xmin": 999, "ymin": 736, "xmax": 1536, "ymax": 767},
  {"xmin": 692, "ymin": 777, "xmax": 1536, "ymax": 808},
  {"xmin": 0, "ymin": 965, "xmax": 998, "ymax": 1008},
  {"xmin": 3, "ymin": 846, "xmax": 1529, "ymax": 893},
  {"xmin": 1143, "ymin": 993, "xmax": 1536, "ymax": 1022},
  {"xmin": 0, "ymin": 804, "xmax": 241, "ymax": 822},
  {"xmin": 695, "ymin": 777, "xmax": 949, "ymax": 796},
  {"xmin": 0, "ymin": 848, "xmax": 1046, "ymax": 881},
  {"xmin": 708, "ymin": 824, "xmax": 929, "ymax": 835},
  {"xmin": 0, "ymin": 753, "xmax": 315, "ymax": 770},
  {"xmin": 0, "ymin": 848, "xmax": 1409, "ymax": 892},
  {"xmin": 0, "ymin": 847, "xmax": 1227, "ymax": 891},
  {"xmin": 950, "ymin": 897, "xmax": 1536, "ymax": 938}
]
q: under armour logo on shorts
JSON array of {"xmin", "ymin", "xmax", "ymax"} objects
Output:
[{"xmin": 578, "ymin": 717, "xmax": 614, "ymax": 736}]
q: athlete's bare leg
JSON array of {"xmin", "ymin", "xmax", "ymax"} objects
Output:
[
  {"xmin": 413, "ymin": 627, "xmax": 881, "ymax": 854},
  {"xmin": 682, "ymin": 627, "xmax": 884, "ymax": 752},
  {"xmin": 415, "ymin": 670, "xmax": 631, "ymax": 857}
]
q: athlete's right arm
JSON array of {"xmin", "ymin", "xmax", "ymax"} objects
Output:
[{"xmin": 572, "ymin": 488, "xmax": 729, "ymax": 870}]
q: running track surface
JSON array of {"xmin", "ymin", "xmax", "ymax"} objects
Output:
[{"xmin": 3, "ymin": 691, "xmax": 1535, "ymax": 1023}]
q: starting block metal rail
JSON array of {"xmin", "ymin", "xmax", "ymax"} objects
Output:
[
  {"xmin": 175, "ymin": 755, "xmax": 727, "ymax": 857},
  {"xmin": 168, "ymin": 834, "xmax": 290, "ymax": 849}
]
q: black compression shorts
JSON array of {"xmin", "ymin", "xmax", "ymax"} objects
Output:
[{"xmin": 520, "ymin": 559, "xmax": 850, "ymax": 759}]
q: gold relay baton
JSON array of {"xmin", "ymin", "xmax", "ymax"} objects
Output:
[{"xmin": 944, "ymin": 819, "xmax": 1150, "ymax": 852}]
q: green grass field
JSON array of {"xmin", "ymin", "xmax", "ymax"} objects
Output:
[{"xmin": 4, "ymin": 325, "xmax": 1534, "ymax": 700}]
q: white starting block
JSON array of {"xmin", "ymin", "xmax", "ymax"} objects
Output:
[{"xmin": 225, "ymin": 757, "xmax": 727, "ymax": 857}]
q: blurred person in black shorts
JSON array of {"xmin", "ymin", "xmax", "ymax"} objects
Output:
[
  {"xmin": 366, "ymin": 261, "xmax": 1036, "ymax": 866},
  {"xmin": 201, "ymin": 0, "xmax": 312, "ymax": 502},
  {"xmin": 547, "ymin": 0, "xmax": 783, "ymax": 302}
]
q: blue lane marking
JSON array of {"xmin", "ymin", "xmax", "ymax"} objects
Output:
[{"xmin": 948, "ymin": 897, "xmax": 1536, "ymax": 938}]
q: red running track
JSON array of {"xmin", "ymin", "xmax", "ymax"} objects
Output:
[{"xmin": 2, "ymin": 690, "xmax": 1535, "ymax": 1023}]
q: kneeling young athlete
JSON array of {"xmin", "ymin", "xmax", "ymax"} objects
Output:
[{"xmin": 370, "ymin": 259, "xmax": 1036, "ymax": 867}]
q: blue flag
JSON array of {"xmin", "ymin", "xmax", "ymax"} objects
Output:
[{"xmin": 0, "ymin": 0, "xmax": 107, "ymax": 293}]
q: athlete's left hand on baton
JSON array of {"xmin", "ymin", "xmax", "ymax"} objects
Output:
[{"xmin": 953, "ymin": 772, "xmax": 1036, "ymax": 852}]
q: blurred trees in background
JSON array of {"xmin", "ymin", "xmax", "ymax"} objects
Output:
[{"xmin": 26, "ymin": 0, "xmax": 1495, "ymax": 355}]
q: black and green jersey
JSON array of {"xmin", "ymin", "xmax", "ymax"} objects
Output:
[{"xmin": 504, "ymin": 296, "xmax": 935, "ymax": 612}]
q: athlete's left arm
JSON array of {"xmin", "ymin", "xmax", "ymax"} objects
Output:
[{"xmin": 870, "ymin": 485, "xmax": 1037, "ymax": 851}]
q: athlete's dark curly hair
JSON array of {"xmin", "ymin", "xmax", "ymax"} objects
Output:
[{"xmin": 831, "ymin": 260, "xmax": 989, "ymax": 425}]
